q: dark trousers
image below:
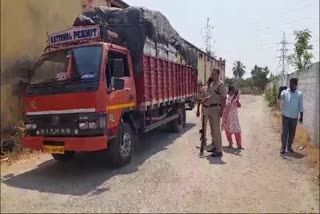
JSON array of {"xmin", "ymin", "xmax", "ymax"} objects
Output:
[{"xmin": 281, "ymin": 116, "xmax": 298, "ymax": 149}]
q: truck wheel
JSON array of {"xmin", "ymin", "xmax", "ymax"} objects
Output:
[
  {"xmin": 182, "ymin": 107, "xmax": 187, "ymax": 128},
  {"xmin": 108, "ymin": 122, "xmax": 135, "ymax": 168},
  {"xmin": 52, "ymin": 151, "xmax": 75, "ymax": 162},
  {"xmin": 170, "ymin": 108, "xmax": 183, "ymax": 133},
  {"xmin": 189, "ymin": 102, "xmax": 195, "ymax": 109}
]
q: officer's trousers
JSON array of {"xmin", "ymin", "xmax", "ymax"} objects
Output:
[{"xmin": 206, "ymin": 106, "xmax": 222, "ymax": 152}]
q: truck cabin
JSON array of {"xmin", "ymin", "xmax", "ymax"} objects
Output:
[
  {"xmin": 28, "ymin": 43, "xmax": 131, "ymax": 94},
  {"xmin": 24, "ymin": 26, "xmax": 137, "ymax": 145},
  {"xmin": 27, "ymin": 26, "xmax": 132, "ymax": 96}
]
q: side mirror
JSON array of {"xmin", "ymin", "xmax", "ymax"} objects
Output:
[{"xmin": 110, "ymin": 59, "xmax": 124, "ymax": 78}]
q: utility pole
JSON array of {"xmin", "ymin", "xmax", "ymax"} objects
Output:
[
  {"xmin": 202, "ymin": 18, "xmax": 214, "ymax": 81},
  {"xmin": 203, "ymin": 18, "xmax": 214, "ymax": 56},
  {"xmin": 277, "ymin": 32, "xmax": 289, "ymax": 77}
]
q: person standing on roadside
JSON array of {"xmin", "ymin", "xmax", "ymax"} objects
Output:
[
  {"xmin": 221, "ymin": 85, "xmax": 243, "ymax": 149},
  {"xmin": 202, "ymin": 68, "xmax": 227, "ymax": 157},
  {"xmin": 197, "ymin": 77, "xmax": 215, "ymax": 151},
  {"xmin": 280, "ymin": 78, "xmax": 304, "ymax": 154}
]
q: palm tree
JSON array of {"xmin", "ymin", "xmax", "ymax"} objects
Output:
[{"xmin": 232, "ymin": 61, "xmax": 246, "ymax": 80}]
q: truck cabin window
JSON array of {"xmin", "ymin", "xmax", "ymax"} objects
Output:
[
  {"xmin": 30, "ymin": 46, "xmax": 102, "ymax": 85},
  {"xmin": 106, "ymin": 50, "xmax": 130, "ymax": 90}
]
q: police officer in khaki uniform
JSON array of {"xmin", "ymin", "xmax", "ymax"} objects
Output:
[
  {"xmin": 202, "ymin": 68, "xmax": 227, "ymax": 157},
  {"xmin": 197, "ymin": 77, "xmax": 214, "ymax": 150}
]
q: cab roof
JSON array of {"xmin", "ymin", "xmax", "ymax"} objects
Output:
[{"xmin": 45, "ymin": 25, "xmax": 124, "ymax": 53}]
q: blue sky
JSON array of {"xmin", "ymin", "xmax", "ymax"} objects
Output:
[{"xmin": 125, "ymin": 0, "xmax": 319, "ymax": 78}]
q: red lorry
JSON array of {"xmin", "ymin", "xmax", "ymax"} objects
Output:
[{"xmin": 23, "ymin": 25, "xmax": 197, "ymax": 167}]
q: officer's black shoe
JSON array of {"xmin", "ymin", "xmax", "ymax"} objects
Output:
[
  {"xmin": 207, "ymin": 147, "xmax": 216, "ymax": 153},
  {"xmin": 287, "ymin": 148, "xmax": 295, "ymax": 153},
  {"xmin": 211, "ymin": 152, "xmax": 223, "ymax": 157}
]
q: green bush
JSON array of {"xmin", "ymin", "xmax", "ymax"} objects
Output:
[{"xmin": 265, "ymin": 82, "xmax": 279, "ymax": 107}]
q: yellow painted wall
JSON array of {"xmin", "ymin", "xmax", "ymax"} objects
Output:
[
  {"xmin": 197, "ymin": 54, "xmax": 205, "ymax": 85},
  {"xmin": 197, "ymin": 52, "xmax": 225, "ymax": 85},
  {"xmin": 1, "ymin": 0, "xmax": 82, "ymax": 131}
]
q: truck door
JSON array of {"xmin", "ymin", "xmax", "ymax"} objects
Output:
[{"xmin": 105, "ymin": 50, "xmax": 136, "ymax": 130}]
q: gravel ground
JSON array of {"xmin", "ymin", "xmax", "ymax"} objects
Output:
[{"xmin": 1, "ymin": 95, "xmax": 319, "ymax": 213}]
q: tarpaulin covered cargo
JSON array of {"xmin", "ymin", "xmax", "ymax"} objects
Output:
[{"xmin": 73, "ymin": 6, "xmax": 198, "ymax": 74}]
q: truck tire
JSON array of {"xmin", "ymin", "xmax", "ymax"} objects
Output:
[
  {"xmin": 52, "ymin": 151, "xmax": 75, "ymax": 162},
  {"xmin": 108, "ymin": 122, "xmax": 135, "ymax": 168},
  {"xmin": 188, "ymin": 102, "xmax": 195, "ymax": 109},
  {"xmin": 182, "ymin": 107, "xmax": 186, "ymax": 128},
  {"xmin": 170, "ymin": 108, "xmax": 183, "ymax": 133}
]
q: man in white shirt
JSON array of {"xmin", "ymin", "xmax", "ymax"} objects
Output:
[{"xmin": 280, "ymin": 78, "xmax": 304, "ymax": 154}]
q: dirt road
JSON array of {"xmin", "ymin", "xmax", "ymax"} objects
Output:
[{"xmin": 1, "ymin": 95, "xmax": 319, "ymax": 213}]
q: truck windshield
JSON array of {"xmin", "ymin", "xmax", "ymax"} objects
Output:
[{"xmin": 30, "ymin": 46, "xmax": 102, "ymax": 85}]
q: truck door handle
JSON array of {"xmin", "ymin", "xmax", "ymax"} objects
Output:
[{"xmin": 129, "ymin": 94, "xmax": 134, "ymax": 101}]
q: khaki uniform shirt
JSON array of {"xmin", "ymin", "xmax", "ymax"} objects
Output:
[
  {"xmin": 208, "ymin": 80, "xmax": 227, "ymax": 106},
  {"xmin": 199, "ymin": 85, "xmax": 211, "ymax": 115},
  {"xmin": 199, "ymin": 86, "xmax": 211, "ymax": 105}
]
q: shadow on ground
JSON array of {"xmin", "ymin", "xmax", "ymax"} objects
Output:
[
  {"xmin": 2, "ymin": 123, "xmax": 195, "ymax": 196},
  {"xmin": 281, "ymin": 151, "xmax": 305, "ymax": 160},
  {"xmin": 206, "ymin": 156, "xmax": 226, "ymax": 165},
  {"xmin": 222, "ymin": 146, "xmax": 242, "ymax": 156}
]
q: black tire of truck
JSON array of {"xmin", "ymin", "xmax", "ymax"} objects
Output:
[
  {"xmin": 107, "ymin": 122, "xmax": 135, "ymax": 168},
  {"xmin": 182, "ymin": 106, "xmax": 186, "ymax": 128},
  {"xmin": 52, "ymin": 151, "xmax": 75, "ymax": 162},
  {"xmin": 188, "ymin": 102, "xmax": 195, "ymax": 109},
  {"xmin": 170, "ymin": 108, "xmax": 184, "ymax": 133}
]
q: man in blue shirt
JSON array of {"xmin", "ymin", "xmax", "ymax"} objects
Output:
[{"xmin": 280, "ymin": 78, "xmax": 304, "ymax": 154}]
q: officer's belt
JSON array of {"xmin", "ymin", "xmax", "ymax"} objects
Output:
[{"xmin": 203, "ymin": 104, "xmax": 221, "ymax": 108}]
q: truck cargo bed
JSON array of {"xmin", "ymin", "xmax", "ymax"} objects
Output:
[{"xmin": 136, "ymin": 55, "xmax": 197, "ymax": 110}]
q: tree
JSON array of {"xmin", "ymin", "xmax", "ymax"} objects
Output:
[
  {"xmin": 288, "ymin": 29, "xmax": 313, "ymax": 71},
  {"xmin": 251, "ymin": 65, "xmax": 270, "ymax": 91},
  {"xmin": 224, "ymin": 77, "xmax": 234, "ymax": 87},
  {"xmin": 232, "ymin": 61, "xmax": 246, "ymax": 79}
]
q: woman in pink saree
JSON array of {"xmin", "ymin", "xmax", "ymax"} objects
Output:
[{"xmin": 221, "ymin": 85, "xmax": 243, "ymax": 149}]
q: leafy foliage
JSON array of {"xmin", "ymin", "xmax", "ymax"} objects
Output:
[
  {"xmin": 226, "ymin": 64, "xmax": 271, "ymax": 94},
  {"xmin": 265, "ymin": 82, "xmax": 279, "ymax": 107},
  {"xmin": 232, "ymin": 61, "xmax": 246, "ymax": 79},
  {"xmin": 224, "ymin": 77, "xmax": 259, "ymax": 94},
  {"xmin": 288, "ymin": 29, "xmax": 313, "ymax": 71},
  {"xmin": 251, "ymin": 65, "xmax": 270, "ymax": 91}
]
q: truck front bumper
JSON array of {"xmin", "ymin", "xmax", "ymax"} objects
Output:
[{"xmin": 23, "ymin": 136, "xmax": 108, "ymax": 152}]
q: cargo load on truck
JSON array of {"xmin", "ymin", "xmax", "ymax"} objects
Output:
[{"xmin": 72, "ymin": 6, "xmax": 198, "ymax": 75}]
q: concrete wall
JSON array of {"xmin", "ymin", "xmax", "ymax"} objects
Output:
[
  {"xmin": 275, "ymin": 62, "xmax": 319, "ymax": 145},
  {"xmin": 0, "ymin": 0, "xmax": 83, "ymax": 131}
]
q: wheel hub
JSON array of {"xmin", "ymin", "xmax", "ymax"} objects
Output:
[{"xmin": 120, "ymin": 133, "xmax": 132, "ymax": 157}]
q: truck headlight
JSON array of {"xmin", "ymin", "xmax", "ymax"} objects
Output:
[
  {"xmin": 79, "ymin": 121, "xmax": 88, "ymax": 129},
  {"xmin": 88, "ymin": 121, "xmax": 98, "ymax": 129},
  {"xmin": 26, "ymin": 123, "xmax": 37, "ymax": 130},
  {"xmin": 79, "ymin": 120, "xmax": 99, "ymax": 129},
  {"xmin": 78, "ymin": 113, "xmax": 106, "ymax": 130},
  {"xmin": 99, "ymin": 117, "xmax": 106, "ymax": 128}
]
